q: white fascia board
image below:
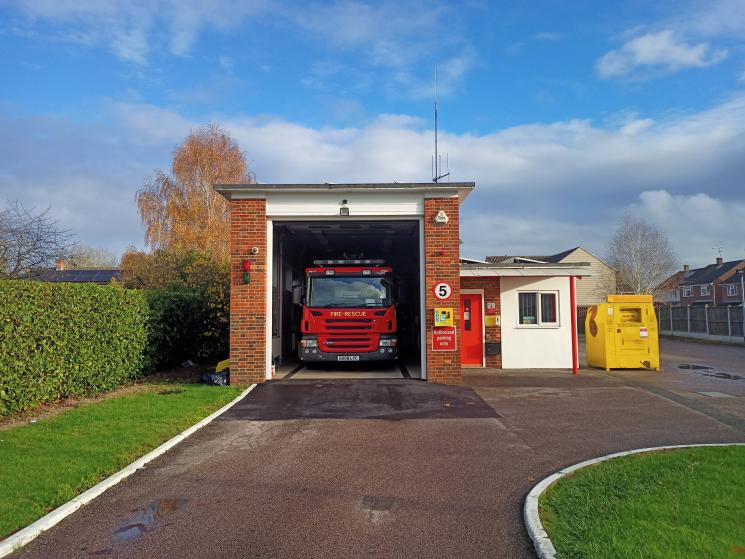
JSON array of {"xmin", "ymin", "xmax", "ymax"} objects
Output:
[
  {"xmin": 460, "ymin": 267, "xmax": 592, "ymax": 277},
  {"xmin": 265, "ymin": 191, "xmax": 424, "ymax": 217}
]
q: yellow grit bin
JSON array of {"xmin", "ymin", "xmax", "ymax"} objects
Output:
[{"xmin": 585, "ymin": 295, "xmax": 660, "ymax": 371}]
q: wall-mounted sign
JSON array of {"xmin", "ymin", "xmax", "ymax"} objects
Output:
[
  {"xmin": 433, "ymin": 282, "xmax": 453, "ymax": 300},
  {"xmin": 434, "ymin": 308, "xmax": 454, "ymax": 327},
  {"xmin": 432, "ymin": 326, "xmax": 456, "ymax": 351},
  {"xmin": 485, "ymin": 302, "xmax": 497, "ymax": 315},
  {"xmin": 434, "ymin": 210, "xmax": 449, "ymax": 224},
  {"xmin": 485, "ymin": 315, "xmax": 500, "ymax": 327}
]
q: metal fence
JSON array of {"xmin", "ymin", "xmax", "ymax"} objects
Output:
[
  {"xmin": 657, "ymin": 304, "xmax": 745, "ymax": 343},
  {"xmin": 576, "ymin": 305, "xmax": 591, "ymax": 334}
]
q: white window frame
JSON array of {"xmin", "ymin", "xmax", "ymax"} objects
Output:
[
  {"xmin": 726, "ymin": 284, "xmax": 738, "ymax": 297},
  {"xmin": 682, "ymin": 286, "xmax": 692, "ymax": 297},
  {"xmin": 671, "ymin": 290, "xmax": 680, "ymax": 301},
  {"xmin": 517, "ymin": 290, "xmax": 560, "ymax": 328},
  {"xmin": 700, "ymin": 284, "xmax": 711, "ymax": 296}
]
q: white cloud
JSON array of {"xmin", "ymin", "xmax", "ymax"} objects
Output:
[
  {"xmin": 4, "ymin": 95, "xmax": 745, "ymax": 264},
  {"xmin": 597, "ymin": 30, "xmax": 727, "ymax": 79},
  {"xmin": 287, "ymin": 1, "xmax": 449, "ymax": 69},
  {"xmin": 620, "ymin": 118, "xmax": 654, "ymax": 136},
  {"xmin": 6, "ymin": 0, "xmax": 476, "ymax": 98},
  {"xmin": 682, "ymin": 0, "xmax": 745, "ymax": 38},
  {"xmin": 632, "ymin": 190, "xmax": 745, "ymax": 264},
  {"xmin": 6, "ymin": 0, "xmax": 270, "ymax": 63}
]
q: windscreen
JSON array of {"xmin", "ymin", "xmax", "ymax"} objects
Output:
[{"xmin": 308, "ymin": 275, "xmax": 392, "ymax": 308}]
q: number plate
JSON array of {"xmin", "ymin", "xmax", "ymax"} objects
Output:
[{"xmin": 337, "ymin": 355, "xmax": 360, "ymax": 361}]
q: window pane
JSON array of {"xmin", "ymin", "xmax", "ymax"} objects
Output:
[
  {"xmin": 519, "ymin": 292, "xmax": 537, "ymax": 324},
  {"xmin": 540, "ymin": 293, "xmax": 557, "ymax": 323}
]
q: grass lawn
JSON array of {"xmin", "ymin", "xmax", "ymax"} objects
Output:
[
  {"xmin": 540, "ymin": 446, "xmax": 745, "ymax": 559},
  {"xmin": 0, "ymin": 383, "xmax": 242, "ymax": 539}
]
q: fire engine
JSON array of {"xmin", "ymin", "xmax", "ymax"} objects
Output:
[{"xmin": 299, "ymin": 259, "xmax": 397, "ymax": 362}]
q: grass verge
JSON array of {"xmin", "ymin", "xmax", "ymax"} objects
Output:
[
  {"xmin": 540, "ymin": 446, "xmax": 745, "ymax": 558},
  {"xmin": 0, "ymin": 383, "xmax": 242, "ymax": 539}
]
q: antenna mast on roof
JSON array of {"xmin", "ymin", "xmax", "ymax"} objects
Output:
[
  {"xmin": 713, "ymin": 246, "xmax": 723, "ymax": 258},
  {"xmin": 432, "ymin": 68, "xmax": 450, "ymax": 183}
]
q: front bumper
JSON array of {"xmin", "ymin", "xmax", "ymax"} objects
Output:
[{"xmin": 299, "ymin": 347, "xmax": 398, "ymax": 362}]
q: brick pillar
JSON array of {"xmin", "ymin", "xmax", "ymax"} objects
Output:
[
  {"xmin": 229, "ymin": 198, "xmax": 268, "ymax": 385},
  {"xmin": 424, "ymin": 197, "xmax": 462, "ymax": 384}
]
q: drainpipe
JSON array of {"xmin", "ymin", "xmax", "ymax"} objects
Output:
[{"xmin": 570, "ymin": 276, "xmax": 579, "ymax": 375}]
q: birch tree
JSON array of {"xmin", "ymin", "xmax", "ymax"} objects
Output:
[
  {"xmin": 606, "ymin": 215, "xmax": 677, "ymax": 296},
  {"xmin": 136, "ymin": 124, "xmax": 254, "ymax": 263}
]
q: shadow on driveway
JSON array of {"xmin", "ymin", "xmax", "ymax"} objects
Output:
[{"xmin": 219, "ymin": 379, "xmax": 499, "ymax": 421}]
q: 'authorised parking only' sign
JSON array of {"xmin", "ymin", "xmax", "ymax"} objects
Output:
[{"xmin": 432, "ymin": 326, "xmax": 456, "ymax": 351}]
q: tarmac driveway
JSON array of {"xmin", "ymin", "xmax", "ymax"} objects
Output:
[{"xmin": 15, "ymin": 357, "xmax": 745, "ymax": 558}]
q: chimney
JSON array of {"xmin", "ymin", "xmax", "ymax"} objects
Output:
[
  {"xmin": 683, "ymin": 264, "xmax": 689, "ymax": 272},
  {"xmin": 716, "ymin": 257, "xmax": 723, "ymax": 265},
  {"xmin": 55, "ymin": 257, "xmax": 66, "ymax": 271}
]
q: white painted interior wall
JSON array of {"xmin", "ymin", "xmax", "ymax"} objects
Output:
[{"xmin": 500, "ymin": 276, "xmax": 573, "ymax": 368}]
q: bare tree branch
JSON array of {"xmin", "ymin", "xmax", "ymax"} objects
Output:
[
  {"xmin": 67, "ymin": 244, "xmax": 119, "ymax": 268},
  {"xmin": 0, "ymin": 200, "xmax": 74, "ymax": 278},
  {"xmin": 606, "ymin": 215, "xmax": 678, "ymax": 297}
]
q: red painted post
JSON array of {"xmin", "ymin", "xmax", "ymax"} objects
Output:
[{"xmin": 570, "ymin": 276, "xmax": 579, "ymax": 375}]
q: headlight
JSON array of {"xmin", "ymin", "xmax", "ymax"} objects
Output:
[
  {"xmin": 301, "ymin": 338, "xmax": 318, "ymax": 348},
  {"xmin": 379, "ymin": 337, "xmax": 397, "ymax": 347}
]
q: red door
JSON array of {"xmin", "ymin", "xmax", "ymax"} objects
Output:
[{"xmin": 460, "ymin": 293, "xmax": 483, "ymax": 366}]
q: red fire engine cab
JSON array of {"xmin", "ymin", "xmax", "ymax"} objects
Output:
[{"xmin": 299, "ymin": 259, "xmax": 397, "ymax": 362}]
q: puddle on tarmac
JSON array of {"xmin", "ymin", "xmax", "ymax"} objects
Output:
[
  {"xmin": 113, "ymin": 498, "xmax": 188, "ymax": 543},
  {"xmin": 360, "ymin": 495, "xmax": 394, "ymax": 525},
  {"xmin": 678, "ymin": 364, "xmax": 744, "ymax": 381}
]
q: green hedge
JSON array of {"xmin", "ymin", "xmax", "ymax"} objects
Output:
[
  {"xmin": 143, "ymin": 289, "xmax": 203, "ymax": 370},
  {"xmin": 0, "ymin": 281, "xmax": 208, "ymax": 415}
]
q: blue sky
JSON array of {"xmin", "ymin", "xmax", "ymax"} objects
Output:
[{"xmin": 2, "ymin": 0, "xmax": 745, "ymax": 266}]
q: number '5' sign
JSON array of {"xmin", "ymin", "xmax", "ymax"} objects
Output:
[{"xmin": 434, "ymin": 282, "xmax": 452, "ymax": 300}]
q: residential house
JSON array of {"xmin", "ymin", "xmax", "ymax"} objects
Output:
[
  {"xmin": 486, "ymin": 247, "xmax": 615, "ymax": 306},
  {"xmin": 30, "ymin": 258, "xmax": 121, "ymax": 284},
  {"xmin": 669, "ymin": 257, "xmax": 745, "ymax": 306},
  {"xmin": 655, "ymin": 267, "xmax": 686, "ymax": 305}
]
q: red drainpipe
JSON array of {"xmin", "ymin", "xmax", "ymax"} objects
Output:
[{"xmin": 570, "ymin": 276, "xmax": 579, "ymax": 375}]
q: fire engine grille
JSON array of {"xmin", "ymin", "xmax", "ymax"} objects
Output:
[
  {"xmin": 324, "ymin": 318, "xmax": 374, "ymax": 331},
  {"xmin": 319, "ymin": 335, "xmax": 378, "ymax": 352}
]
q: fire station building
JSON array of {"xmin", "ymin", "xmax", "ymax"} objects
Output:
[{"xmin": 215, "ymin": 182, "xmax": 589, "ymax": 385}]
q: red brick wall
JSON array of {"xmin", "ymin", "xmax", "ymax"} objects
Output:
[
  {"xmin": 229, "ymin": 199, "xmax": 267, "ymax": 385},
  {"xmin": 424, "ymin": 198, "xmax": 462, "ymax": 384},
  {"xmin": 460, "ymin": 276, "xmax": 502, "ymax": 368}
]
